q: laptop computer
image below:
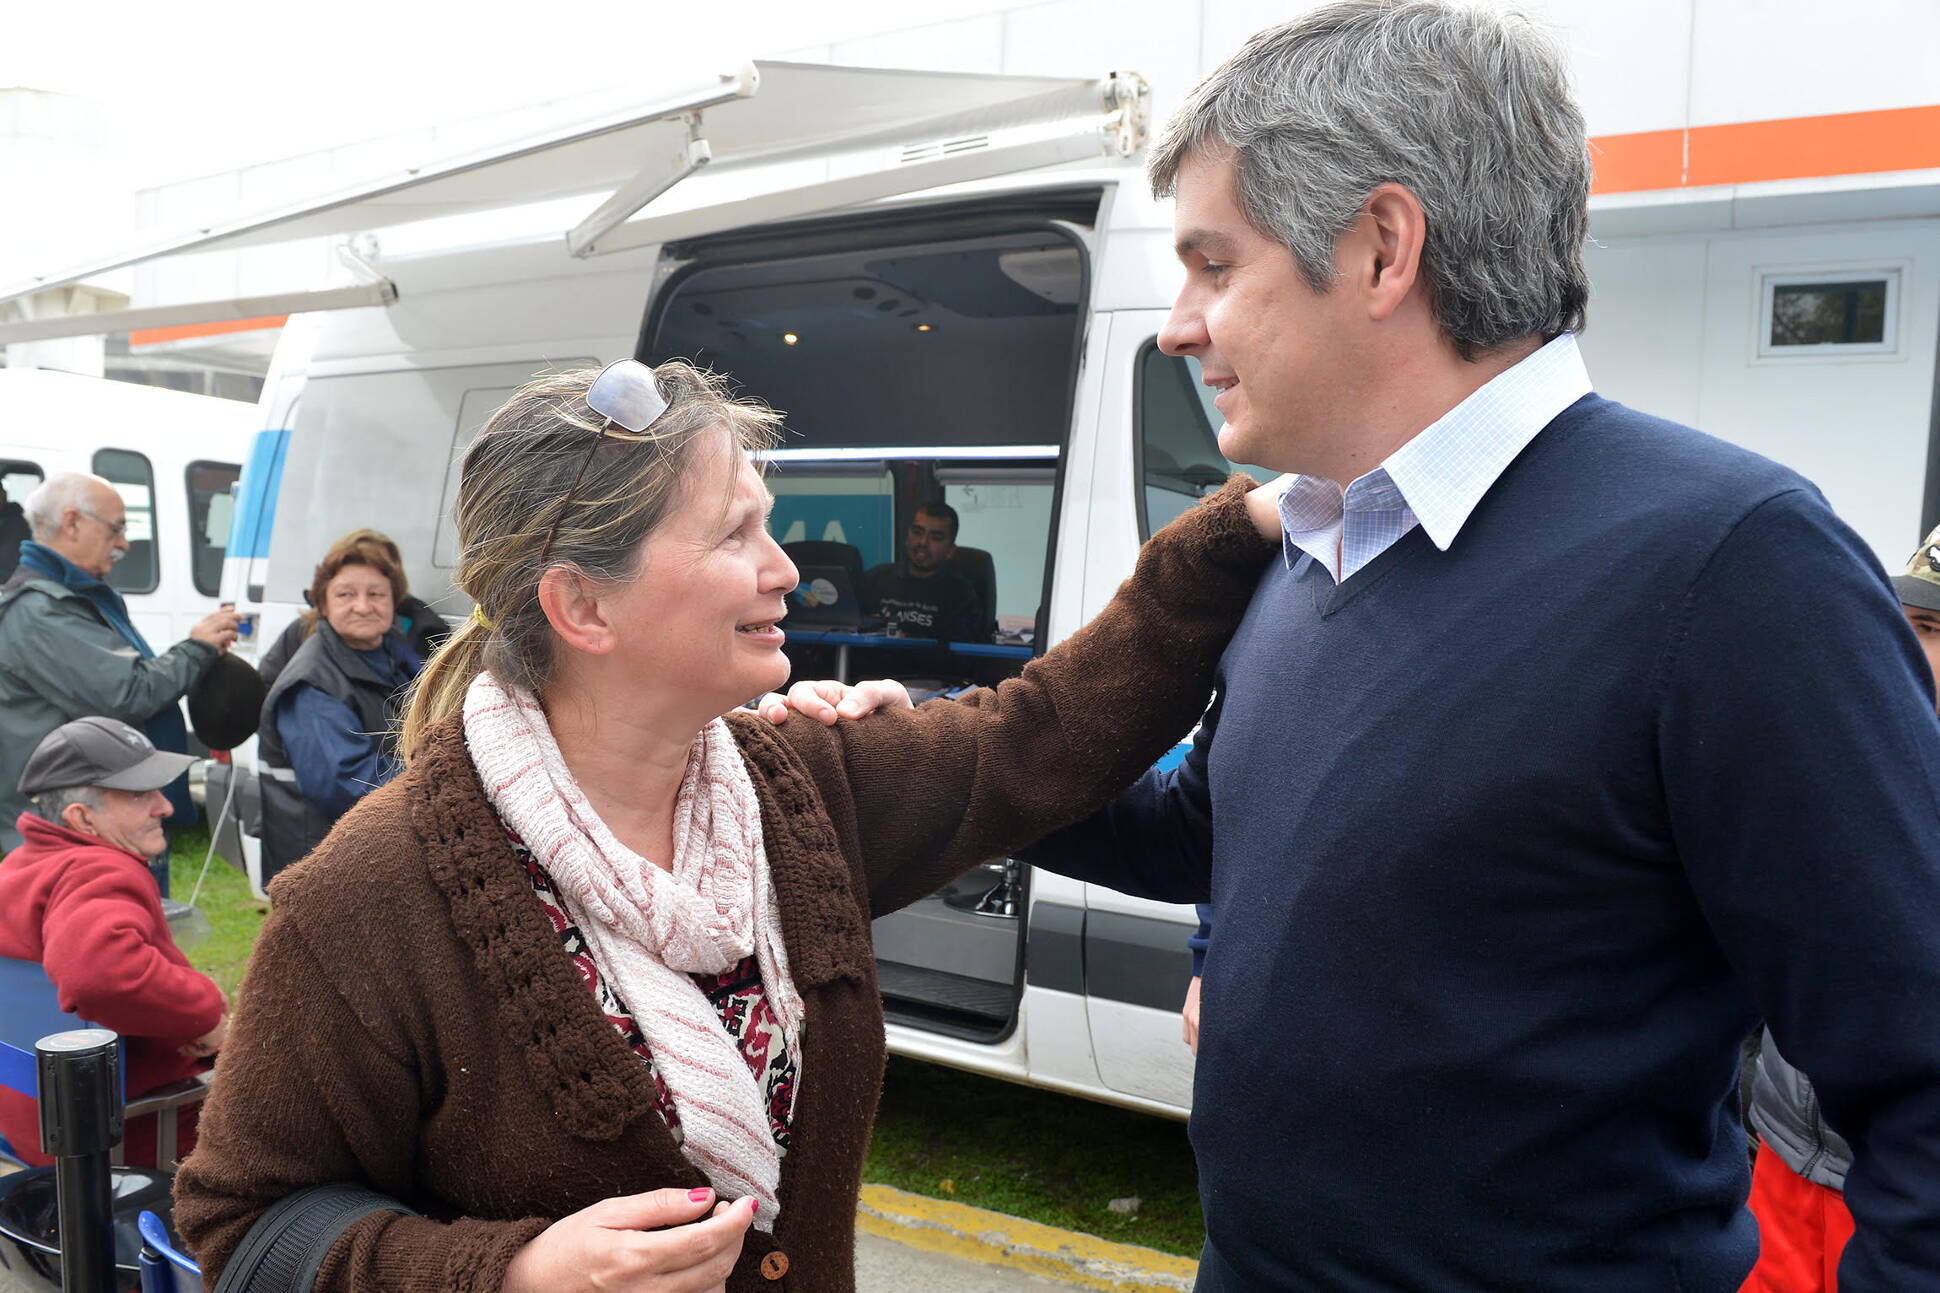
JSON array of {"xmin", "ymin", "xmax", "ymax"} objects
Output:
[{"xmin": 785, "ymin": 563, "xmax": 866, "ymax": 629}]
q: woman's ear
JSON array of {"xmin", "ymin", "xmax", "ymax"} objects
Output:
[{"xmin": 537, "ymin": 566, "xmax": 618, "ymax": 656}]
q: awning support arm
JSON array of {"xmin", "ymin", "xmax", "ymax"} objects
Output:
[
  {"xmin": 566, "ymin": 114, "xmax": 714, "ymax": 259},
  {"xmin": 0, "ymin": 279, "xmax": 397, "ymax": 345}
]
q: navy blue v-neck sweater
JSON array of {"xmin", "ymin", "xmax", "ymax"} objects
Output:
[{"xmin": 1026, "ymin": 395, "xmax": 1940, "ymax": 1289}]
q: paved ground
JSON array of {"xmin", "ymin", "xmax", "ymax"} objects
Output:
[{"xmin": 856, "ymin": 1230, "xmax": 1075, "ymax": 1290}]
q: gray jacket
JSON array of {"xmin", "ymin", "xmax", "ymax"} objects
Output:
[
  {"xmin": 1748, "ymin": 1028, "xmax": 1852, "ymax": 1190},
  {"xmin": 0, "ymin": 575, "xmax": 215, "ymax": 851}
]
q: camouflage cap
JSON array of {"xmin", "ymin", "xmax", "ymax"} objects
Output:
[{"xmin": 1892, "ymin": 523, "xmax": 1940, "ymax": 613}]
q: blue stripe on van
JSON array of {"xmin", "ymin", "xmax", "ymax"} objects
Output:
[{"xmin": 228, "ymin": 429, "xmax": 291, "ymax": 561}]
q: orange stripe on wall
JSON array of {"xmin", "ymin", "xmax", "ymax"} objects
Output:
[
  {"xmin": 129, "ymin": 314, "xmax": 288, "ymax": 347},
  {"xmin": 1591, "ymin": 103, "xmax": 1940, "ymax": 195}
]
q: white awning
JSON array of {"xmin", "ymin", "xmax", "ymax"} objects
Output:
[{"xmin": 0, "ymin": 61, "xmax": 1145, "ymax": 334}]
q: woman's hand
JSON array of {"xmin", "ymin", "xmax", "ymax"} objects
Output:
[
  {"xmin": 757, "ymin": 678, "xmax": 913, "ymax": 726},
  {"xmin": 500, "ymin": 1188, "xmax": 754, "ymax": 1293},
  {"xmin": 1245, "ymin": 474, "xmax": 1297, "ymax": 542}
]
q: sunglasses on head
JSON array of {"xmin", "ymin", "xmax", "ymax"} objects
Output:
[{"xmin": 538, "ymin": 359, "xmax": 672, "ymax": 564}]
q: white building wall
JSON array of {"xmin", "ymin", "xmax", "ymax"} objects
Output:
[
  {"xmin": 1686, "ymin": 0, "xmax": 1939, "ymax": 125},
  {"xmin": 129, "ymin": 0, "xmax": 1940, "ymax": 287},
  {"xmin": 1582, "ymin": 219, "xmax": 1940, "ymax": 566}
]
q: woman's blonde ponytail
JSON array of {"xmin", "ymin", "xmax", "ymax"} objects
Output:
[{"xmin": 399, "ymin": 611, "xmax": 492, "ymax": 761}]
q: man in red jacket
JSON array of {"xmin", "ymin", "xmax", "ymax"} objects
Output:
[{"xmin": 0, "ymin": 716, "xmax": 226, "ymax": 1166}]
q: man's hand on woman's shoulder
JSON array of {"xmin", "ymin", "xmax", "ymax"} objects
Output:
[
  {"xmin": 757, "ymin": 679, "xmax": 913, "ymax": 726},
  {"xmin": 757, "ymin": 476, "xmax": 1288, "ymax": 730},
  {"xmin": 1244, "ymin": 473, "xmax": 1296, "ymax": 542}
]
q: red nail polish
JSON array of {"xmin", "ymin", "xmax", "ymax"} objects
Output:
[
  {"xmin": 689, "ymin": 1188, "xmax": 711, "ymax": 1202},
  {"xmin": 748, "ymin": 1199, "xmax": 760, "ymax": 1216}
]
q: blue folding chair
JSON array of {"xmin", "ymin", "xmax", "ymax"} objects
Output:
[
  {"xmin": 0, "ymin": 960, "xmax": 85, "ymax": 1168},
  {"xmin": 0, "ymin": 959, "xmax": 208, "ymax": 1168},
  {"xmin": 136, "ymin": 1211, "xmax": 199, "ymax": 1293},
  {"xmin": 0, "ymin": 958, "xmax": 203, "ymax": 1291}
]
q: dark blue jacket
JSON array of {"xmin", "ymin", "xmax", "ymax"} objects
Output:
[
  {"xmin": 258, "ymin": 623, "xmax": 418, "ymax": 883},
  {"xmin": 1022, "ymin": 395, "xmax": 1940, "ymax": 1290}
]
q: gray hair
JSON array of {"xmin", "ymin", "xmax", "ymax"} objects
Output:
[
  {"xmin": 24, "ymin": 472, "xmax": 108, "ymax": 542},
  {"xmin": 1150, "ymin": 0, "xmax": 1591, "ymax": 359},
  {"xmin": 32, "ymin": 784, "xmax": 104, "ymax": 824}
]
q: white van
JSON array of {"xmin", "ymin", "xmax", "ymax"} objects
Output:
[
  {"xmin": 9, "ymin": 58, "xmax": 1938, "ymax": 1117},
  {"xmin": 0, "ymin": 368, "xmax": 254, "ymax": 657},
  {"xmin": 216, "ymin": 172, "xmax": 1235, "ymax": 1118}
]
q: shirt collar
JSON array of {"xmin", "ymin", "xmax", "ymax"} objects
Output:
[{"xmin": 1379, "ymin": 332, "xmax": 1592, "ymax": 551}]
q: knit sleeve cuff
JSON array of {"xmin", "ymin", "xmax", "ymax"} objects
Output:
[
  {"xmin": 331, "ymin": 1212, "xmax": 551, "ymax": 1293},
  {"xmin": 1157, "ymin": 473, "xmax": 1279, "ymax": 572},
  {"xmin": 442, "ymin": 1216, "xmax": 553, "ymax": 1293}
]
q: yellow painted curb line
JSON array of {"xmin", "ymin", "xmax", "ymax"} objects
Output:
[{"xmin": 857, "ymin": 1183, "xmax": 1198, "ymax": 1291}]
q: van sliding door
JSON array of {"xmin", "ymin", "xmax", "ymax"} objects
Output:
[{"xmin": 643, "ymin": 197, "xmax": 1100, "ymax": 1044}]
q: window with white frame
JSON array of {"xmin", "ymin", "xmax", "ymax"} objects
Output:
[{"xmin": 1758, "ymin": 269, "xmax": 1900, "ymax": 359}]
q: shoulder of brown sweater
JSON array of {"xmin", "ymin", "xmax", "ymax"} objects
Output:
[
  {"xmin": 724, "ymin": 708, "xmax": 858, "ymax": 860},
  {"xmin": 1164, "ymin": 472, "xmax": 1275, "ymax": 564}
]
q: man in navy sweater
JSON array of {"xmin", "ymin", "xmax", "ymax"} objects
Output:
[{"xmin": 1015, "ymin": 3, "xmax": 1940, "ymax": 1288}]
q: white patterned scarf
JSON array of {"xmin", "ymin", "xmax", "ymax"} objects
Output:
[{"xmin": 462, "ymin": 671, "xmax": 803, "ymax": 1227}]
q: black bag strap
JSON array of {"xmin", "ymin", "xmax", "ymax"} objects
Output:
[{"xmin": 211, "ymin": 1183, "xmax": 420, "ymax": 1293}]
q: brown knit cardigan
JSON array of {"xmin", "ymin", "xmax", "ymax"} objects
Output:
[{"xmin": 172, "ymin": 480, "xmax": 1272, "ymax": 1292}]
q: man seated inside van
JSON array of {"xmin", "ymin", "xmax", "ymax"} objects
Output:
[
  {"xmin": 0, "ymin": 716, "xmax": 225, "ymax": 1167},
  {"xmin": 863, "ymin": 501, "xmax": 986, "ymax": 643}
]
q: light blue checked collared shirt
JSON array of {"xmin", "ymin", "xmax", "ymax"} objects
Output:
[{"xmin": 1280, "ymin": 332, "xmax": 1593, "ymax": 583}]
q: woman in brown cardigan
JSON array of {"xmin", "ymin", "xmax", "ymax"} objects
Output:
[{"xmin": 174, "ymin": 359, "xmax": 1280, "ymax": 1292}]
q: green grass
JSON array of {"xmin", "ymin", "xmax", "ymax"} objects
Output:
[
  {"xmin": 864, "ymin": 1056, "xmax": 1204, "ymax": 1258},
  {"xmin": 157, "ymin": 830, "xmax": 1205, "ymax": 1255},
  {"xmin": 167, "ymin": 826, "xmax": 267, "ymax": 999}
]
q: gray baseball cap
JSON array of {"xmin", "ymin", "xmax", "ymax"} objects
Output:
[{"xmin": 18, "ymin": 717, "xmax": 197, "ymax": 796}]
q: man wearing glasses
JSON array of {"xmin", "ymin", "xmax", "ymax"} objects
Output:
[{"xmin": 0, "ymin": 473, "xmax": 239, "ymax": 863}]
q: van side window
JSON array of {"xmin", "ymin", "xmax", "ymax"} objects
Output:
[
  {"xmin": 1135, "ymin": 342, "xmax": 1268, "ymax": 539},
  {"xmin": 186, "ymin": 461, "xmax": 241, "ymax": 597},
  {"xmin": 0, "ymin": 460, "xmax": 43, "ymax": 582},
  {"xmin": 91, "ymin": 448, "xmax": 159, "ymax": 594}
]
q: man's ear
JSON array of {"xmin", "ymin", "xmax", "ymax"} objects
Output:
[
  {"xmin": 1347, "ymin": 183, "xmax": 1428, "ymax": 325},
  {"xmin": 537, "ymin": 565, "xmax": 618, "ymax": 656},
  {"xmin": 58, "ymin": 800, "xmax": 95, "ymax": 837}
]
